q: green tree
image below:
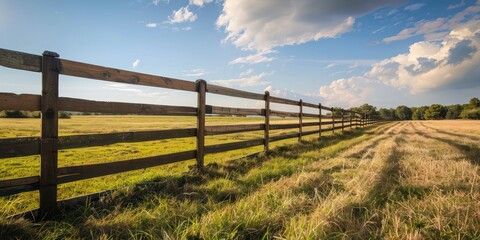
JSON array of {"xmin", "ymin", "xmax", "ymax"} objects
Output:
[
  {"xmin": 332, "ymin": 107, "xmax": 343, "ymax": 116},
  {"xmin": 59, "ymin": 111, "xmax": 72, "ymax": 119},
  {"xmin": 445, "ymin": 104, "xmax": 463, "ymax": 119},
  {"xmin": 460, "ymin": 98, "xmax": 480, "ymax": 119},
  {"xmin": 379, "ymin": 108, "xmax": 395, "ymax": 120},
  {"xmin": 469, "ymin": 97, "xmax": 480, "ymax": 107},
  {"xmin": 412, "ymin": 106, "xmax": 428, "ymax": 120},
  {"xmin": 460, "ymin": 108, "xmax": 480, "ymax": 119},
  {"xmin": 424, "ymin": 104, "xmax": 447, "ymax": 120},
  {"xmin": 379, "ymin": 108, "xmax": 390, "ymax": 120},
  {"xmin": 3, "ymin": 110, "xmax": 28, "ymax": 118},
  {"xmin": 395, "ymin": 105, "xmax": 412, "ymax": 120},
  {"xmin": 354, "ymin": 103, "xmax": 377, "ymax": 116}
]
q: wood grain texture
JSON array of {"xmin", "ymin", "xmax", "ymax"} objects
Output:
[
  {"xmin": 0, "ymin": 93, "xmax": 41, "ymax": 111},
  {"xmin": 58, "ymin": 150, "xmax": 196, "ymax": 184},
  {"xmin": 270, "ymin": 110, "xmax": 300, "ymax": 118},
  {"xmin": 270, "ymin": 123, "xmax": 299, "ymax": 130},
  {"xmin": 319, "ymin": 104, "xmax": 322, "ymax": 138},
  {"xmin": 0, "ymin": 137, "xmax": 40, "ymax": 159},
  {"xmin": 0, "ymin": 176, "xmax": 39, "ymax": 189},
  {"xmin": 299, "ymin": 99, "xmax": 303, "ymax": 142},
  {"xmin": 0, "ymin": 184, "xmax": 39, "ymax": 197},
  {"xmin": 302, "ymin": 122, "xmax": 320, "ymax": 127},
  {"xmin": 196, "ymin": 80, "xmax": 206, "ymax": 169},
  {"xmin": 0, "ymin": 48, "xmax": 42, "ymax": 72},
  {"xmin": 269, "ymin": 96, "xmax": 299, "ymax": 106},
  {"xmin": 59, "ymin": 97, "xmax": 197, "ymax": 115},
  {"xmin": 40, "ymin": 52, "xmax": 60, "ymax": 219},
  {"xmin": 207, "ymin": 84, "xmax": 264, "ymax": 100},
  {"xmin": 301, "ymin": 113, "xmax": 319, "ymax": 118},
  {"xmin": 264, "ymin": 91, "xmax": 270, "ymax": 151},
  {"xmin": 331, "ymin": 107, "xmax": 335, "ymax": 134},
  {"xmin": 58, "ymin": 128, "xmax": 197, "ymax": 149},
  {"xmin": 0, "ymin": 176, "xmax": 39, "ymax": 197},
  {"xmin": 59, "ymin": 59, "xmax": 197, "ymax": 92},
  {"xmin": 320, "ymin": 105, "xmax": 332, "ymax": 111},
  {"xmin": 301, "ymin": 102, "xmax": 318, "ymax": 108},
  {"xmin": 207, "ymin": 105, "xmax": 264, "ymax": 116}
]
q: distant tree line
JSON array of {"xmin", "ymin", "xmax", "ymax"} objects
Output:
[
  {"xmin": 1, "ymin": 97, "xmax": 479, "ymax": 120},
  {"xmin": 349, "ymin": 97, "xmax": 480, "ymax": 120},
  {"xmin": 0, "ymin": 111, "xmax": 72, "ymax": 119}
]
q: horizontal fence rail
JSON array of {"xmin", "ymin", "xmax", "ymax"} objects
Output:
[{"xmin": 0, "ymin": 48, "xmax": 378, "ymax": 220}]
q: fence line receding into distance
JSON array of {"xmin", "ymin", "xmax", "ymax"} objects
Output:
[{"xmin": 0, "ymin": 48, "xmax": 377, "ymax": 220}]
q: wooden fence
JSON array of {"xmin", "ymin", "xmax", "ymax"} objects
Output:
[{"xmin": 0, "ymin": 48, "xmax": 376, "ymax": 219}]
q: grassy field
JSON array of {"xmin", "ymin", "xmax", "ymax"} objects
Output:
[
  {"xmin": 1, "ymin": 118, "xmax": 479, "ymax": 239},
  {"xmin": 0, "ymin": 116, "xmax": 342, "ymax": 214}
]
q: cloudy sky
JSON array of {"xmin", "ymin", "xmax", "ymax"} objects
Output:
[{"xmin": 1, "ymin": 0, "xmax": 479, "ymax": 109}]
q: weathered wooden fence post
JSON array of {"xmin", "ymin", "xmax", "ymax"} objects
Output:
[
  {"xmin": 264, "ymin": 91, "xmax": 270, "ymax": 152},
  {"xmin": 299, "ymin": 99, "xmax": 303, "ymax": 142},
  {"xmin": 196, "ymin": 79, "xmax": 206, "ymax": 170},
  {"xmin": 331, "ymin": 107, "xmax": 335, "ymax": 134},
  {"xmin": 39, "ymin": 51, "xmax": 60, "ymax": 220},
  {"xmin": 350, "ymin": 112, "xmax": 352, "ymax": 129},
  {"xmin": 341, "ymin": 109, "xmax": 344, "ymax": 133},
  {"xmin": 318, "ymin": 103, "xmax": 322, "ymax": 139}
]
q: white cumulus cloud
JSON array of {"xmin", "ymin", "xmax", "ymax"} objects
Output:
[
  {"xmin": 317, "ymin": 19, "xmax": 480, "ymax": 107},
  {"xmin": 189, "ymin": 0, "xmax": 213, "ymax": 7},
  {"xmin": 384, "ymin": 2, "xmax": 480, "ymax": 42},
  {"xmin": 168, "ymin": 7, "xmax": 197, "ymax": 24},
  {"xmin": 216, "ymin": 0, "xmax": 400, "ymax": 52},
  {"xmin": 371, "ymin": 20, "xmax": 480, "ymax": 93}
]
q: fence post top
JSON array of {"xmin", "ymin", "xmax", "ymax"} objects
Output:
[
  {"xmin": 42, "ymin": 51, "xmax": 59, "ymax": 58},
  {"xmin": 264, "ymin": 91, "xmax": 270, "ymax": 95},
  {"xmin": 196, "ymin": 79, "xmax": 207, "ymax": 84}
]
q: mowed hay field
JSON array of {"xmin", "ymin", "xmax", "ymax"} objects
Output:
[{"xmin": 1, "ymin": 118, "xmax": 480, "ymax": 239}]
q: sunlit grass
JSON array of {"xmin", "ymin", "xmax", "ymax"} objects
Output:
[
  {"xmin": 0, "ymin": 116, "xmax": 350, "ymax": 214},
  {"xmin": 2, "ymin": 118, "xmax": 478, "ymax": 239}
]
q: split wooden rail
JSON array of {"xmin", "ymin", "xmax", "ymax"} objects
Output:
[{"xmin": 0, "ymin": 48, "xmax": 376, "ymax": 219}]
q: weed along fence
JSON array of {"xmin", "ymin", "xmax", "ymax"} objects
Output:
[{"xmin": 0, "ymin": 48, "xmax": 376, "ymax": 219}]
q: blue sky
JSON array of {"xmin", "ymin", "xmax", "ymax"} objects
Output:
[{"xmin": 1, "ymin": 0, "xmax": 479, "ymax": 110}]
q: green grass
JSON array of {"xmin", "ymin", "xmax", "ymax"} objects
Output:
[
  {"xmin": 2, "ymin": 118, "xmax": 478, "ymax": 239},
  {"xmin": 0, "ymin": 115, "xmax": 346, "ymax": 215}
]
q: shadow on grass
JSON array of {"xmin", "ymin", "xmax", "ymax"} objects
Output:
[
  {"xmin": 413, "ymin": 124, "xmax": 480, "ymax": 166},
  {"xmin": 271, "ymin": 123, "xmax": 395, "ymax": 161},
  {"xmin": 322, "ymin": 136, "xmax": 403, "ymax": 239},
  {"xmin": 116, "ymin": 128, "xmax": 373, "ymax": 206},
  {"xmin": 345, "ymin": 135, "xmax": 389, "ymax": 159},
  {"xmin": 1, "ymin": 124, "xmax": 395, "ymax": 239},
  {"xmin": 420, "ymin": 123, "xmax": 480, "ymax": 142}
]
